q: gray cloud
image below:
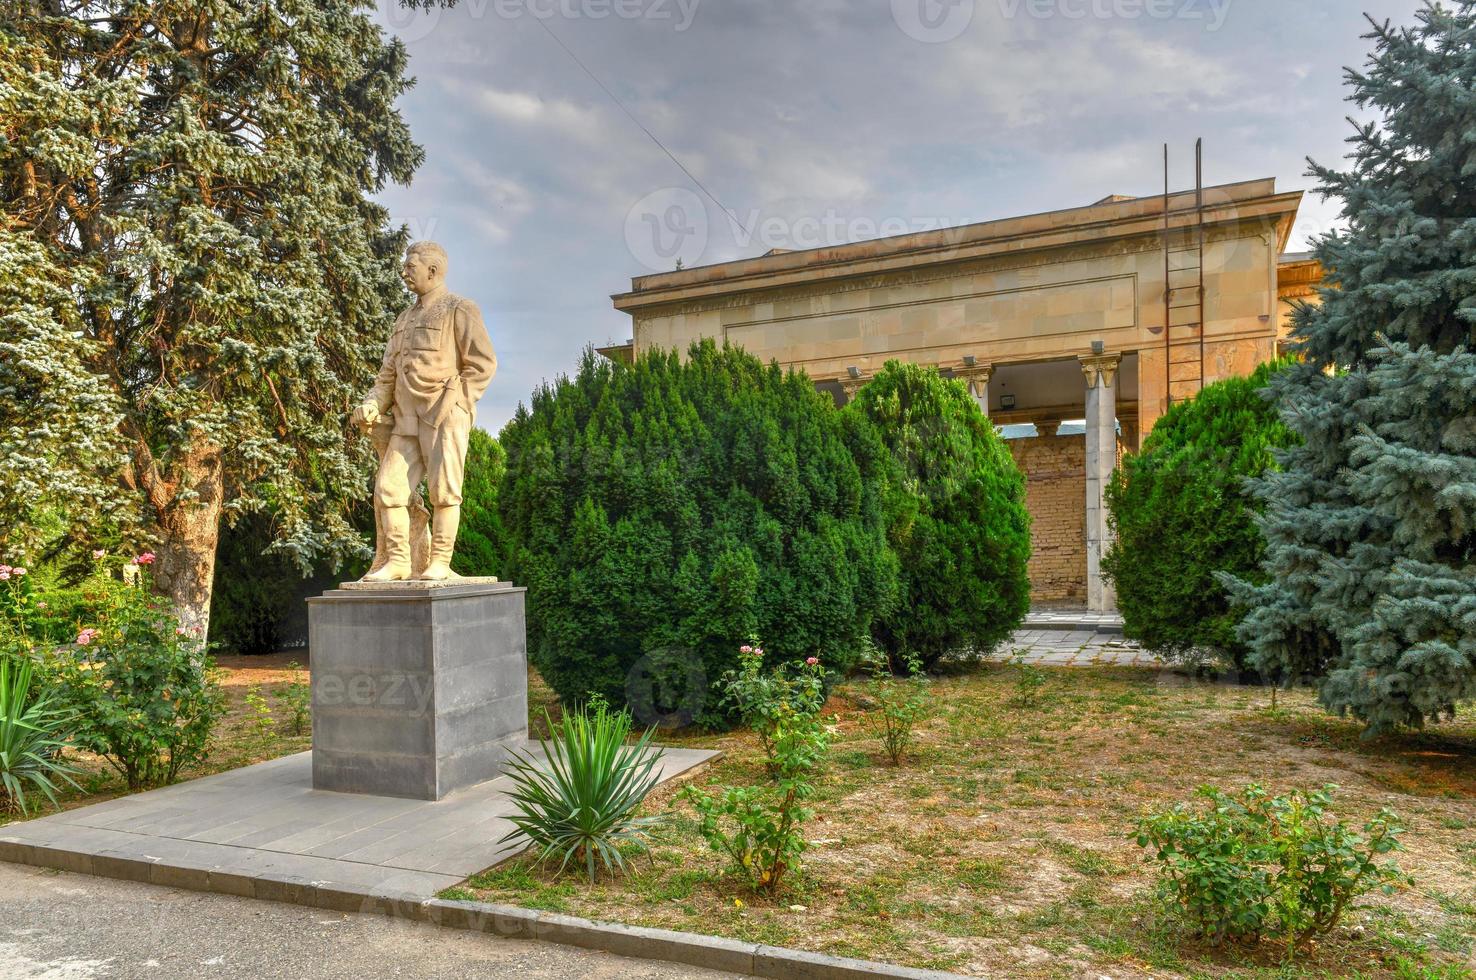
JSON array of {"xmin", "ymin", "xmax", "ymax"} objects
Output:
[{"xmin": 371, "ymin": 0, "xmax": 1425, "ymax": 432}]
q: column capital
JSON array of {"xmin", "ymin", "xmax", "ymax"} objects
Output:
[
  {"xmin": 839, "ymin": 375, "xmax": 868, "ymax": 403},
  {"xmin": 1079, "ymin": 352, "xmax": 1122, "ymax": 390},
  {"xmin": 955, "ymin": 361, "xmax": 993, "ymax": 398},
  {"xmin": 955, "ymin": 361, "xmax": 994, "ymax": 383}
]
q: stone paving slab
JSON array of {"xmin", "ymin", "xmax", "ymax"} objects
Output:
[
  {"xmin": 1021, "ymin": 607, "xmax": 1125, "ymax": 632},
  {"xmin": 0, "ymin": 742, "xmax": 719, "ymax": 902},
  {"xmin": 992, "ymin": 627, "xmax": 1161, "ymax": 668}
]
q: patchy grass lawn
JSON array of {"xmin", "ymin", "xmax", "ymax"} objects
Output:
[
  {"xmin": 0, "ymin": 651, "xmax": 312, "ymax": 826},
  {"xmin": 457, "ymin": 664, "xmax": 1476, "ymax": 980}
]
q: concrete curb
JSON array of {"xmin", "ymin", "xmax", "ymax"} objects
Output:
[{"xmin": 0, "ymin": 840, "xmax": 975, "ymax": 979}]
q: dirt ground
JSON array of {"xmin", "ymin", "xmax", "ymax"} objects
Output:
[{"xmin": 463, "ymin": 665, "xmax": 1476, "ymax": 980}]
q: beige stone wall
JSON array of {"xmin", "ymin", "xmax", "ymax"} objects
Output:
[
  {"xmin": 631, "ymin": 226, "xmax": 1286, "ymax": 440},
  {"xmin": 1008, "ymin": 433, "xmax": 1087, "ymax": 603}
]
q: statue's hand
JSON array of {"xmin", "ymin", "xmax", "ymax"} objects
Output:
[{"xmin": 353, "ymin": 402, "xmax": 381, "ymax": 427}]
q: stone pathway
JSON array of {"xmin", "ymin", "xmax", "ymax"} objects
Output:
[
  {"xmin": 993, "ymin": 627, "xmax": 1160, "ymax": 668},
  {"xmin": 0, "ymin": 744, "xmax": 718, "ymax": 905}
]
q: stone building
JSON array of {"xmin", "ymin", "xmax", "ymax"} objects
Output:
[{"xmin": 607, "ymin": 178, "xmax": 1322, "ymax": 610}]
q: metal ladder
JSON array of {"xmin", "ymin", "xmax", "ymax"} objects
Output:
[{"xmin": 1161, "ymin": 140, "xmax": 1206, "ymax": 408}]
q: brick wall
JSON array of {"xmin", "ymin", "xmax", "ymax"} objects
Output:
[{"xmin": 1007, "ymin": 433, "xmax": 1086, "ymax": 603}]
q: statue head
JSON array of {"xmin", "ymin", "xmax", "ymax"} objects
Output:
[{"xmin": 402, "ymin": 241, "xmax": 448, "ymax": 296}]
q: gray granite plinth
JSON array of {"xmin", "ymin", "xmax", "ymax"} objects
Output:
[{"xmin": 308, "ymin": 579, "xmax": 528, "ymax": 801}]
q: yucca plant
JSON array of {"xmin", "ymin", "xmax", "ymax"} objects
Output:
[
  {"xmin": 499, "ymin": 698, "xmax": 666, "ymax": 882},
  {"xmin": 1, "ymin": 656, "xmax": 79, "ymax": 817}
]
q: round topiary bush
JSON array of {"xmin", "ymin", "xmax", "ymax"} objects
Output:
[
  {"xmin": 1103, "ymin": 359, "xmax": 1294, "ymax": 668},
  {"xmin": 498, "ymin": 341, "xmax": 899, "ymax": 725},
  {"xmin": 845, "ymin": 361, "xmax": 1031, "ymax": 669}
]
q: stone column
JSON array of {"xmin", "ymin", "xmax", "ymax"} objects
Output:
[{"xmin": 1079, "ymin": 353, "xmax": 1121, "ymax": 612}]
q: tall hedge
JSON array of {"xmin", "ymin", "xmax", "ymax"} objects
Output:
[
  {"xmin": 845, "ymin": 362, "xmax": 1031, "ymax": 668},
  {"xmin": 451, "ymin": 428, "xmax": 506, "ymax": 578},
  {"xmin": 1103, "ymin": 359, "xmax": 1293, "ymax": 668},
  {"xmin": 498, "ymin": 341, "xmax": 899, "ymax": 724}
]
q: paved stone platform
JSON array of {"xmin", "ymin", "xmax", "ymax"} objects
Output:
[
  {"xmin": 0, "ymin": 744, "xmax": 718, "ymax": 903},
  {"xmin": 996, "ymin": 627, "xmax": 1160, "ymax": 667}
]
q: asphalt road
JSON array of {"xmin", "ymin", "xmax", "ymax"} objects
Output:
[{"xmin": 0, "ymin": 863, "xmax": 743, "ymax": 980}]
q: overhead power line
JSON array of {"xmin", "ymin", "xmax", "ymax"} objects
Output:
[{"xmin": 530, "ymin": 15, "xmax": 750, "ymax": 238}]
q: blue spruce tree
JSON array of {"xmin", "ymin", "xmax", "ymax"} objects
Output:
[{"xmin": 1227, "ymin": 4, "xmax": 1476, "ymax": 733}]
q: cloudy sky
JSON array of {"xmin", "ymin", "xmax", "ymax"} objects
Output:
[{"xmin": 370, "ymin": 0, "xmax": 1424, "ymax": 432}]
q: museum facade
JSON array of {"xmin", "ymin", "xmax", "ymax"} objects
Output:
[{"xmin": 608, "ymin": 178, "xmax": 1321, "ymax": 610}]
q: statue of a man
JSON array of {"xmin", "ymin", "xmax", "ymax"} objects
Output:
[{"xmin": 352, "ymin": 242, "xmax": 497, "ymax": 581}]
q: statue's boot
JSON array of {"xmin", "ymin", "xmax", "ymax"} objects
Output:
[
  {"xmin": 366, "ymin": 503, "xmax": 388, "ymax": 575},
  {"xmin": 361, "ymin": 506, "xmax": 413, "ymax": 581},
  {"xmin": 417, "ymin": 505, "xmax": 460, "ymax": 581}
]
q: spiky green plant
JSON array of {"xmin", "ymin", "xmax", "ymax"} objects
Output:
[
  {"xmin": 0, "ymin": 657, "xmax": 79, "ymax": 816},
  {"xmin": 499, "ymin": 699, "xmax": 666, "ymax": 882}
]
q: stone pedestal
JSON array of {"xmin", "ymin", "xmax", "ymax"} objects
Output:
[{"xmin": 307, "ymin": 579, "xmax": 528, "ymax": 801}]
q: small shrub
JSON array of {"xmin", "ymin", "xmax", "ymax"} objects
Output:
[
  {"xmin": 685, "ymin": 779, "xmax": 811, "ymax": 895},
  {"xmin": 40, "ymin": 557, "xmax": 227, "ymax": 790},
  {"xmin": 720, "ymin": 640, "xmax": 826, "ymax": 776},
  {"xmin": 1010, "ymin": 649, "xmax": 1046, "ymax": 708},
  {"xmin": 864, "ymin": 649, "xmax": 931, "ymax": 765},
  {"xmin": 683, "ymin": 706, "xmax": 825, "ymax": 894},
  {"xmin": 0, "ymin": 655, "xmax": 79, "ymax": 815},
  {"xmin": 278, "ymin": 661, "xmax": 311, "ymax": 736},
  {"xmin": 500, "ymin": 697, "xmax": 666, "ymax": 882},
  {"xmin": 1135, "ymin": 783, "xmax": 1407, "ymax": 952},
  {"xmin": 244, "ymin": 684, "xmax": 274, "ymax": 740}
]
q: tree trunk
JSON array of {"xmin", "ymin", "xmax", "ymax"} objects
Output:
[{"xmin": 148, "ymin": 445, "xmax": 225, "ymax": 639}]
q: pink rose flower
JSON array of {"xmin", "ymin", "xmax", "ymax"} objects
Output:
[
  {"xmin": 739, "ymin": 645, "xmax": 752, "ymax": 654},
  {"xmin": 0, "ymin": 571, "xmax": 9, "ymax": 581},
  {"xmin": 76, "ymin": 628, "xmax": 99, "ymax": 646},
  {"xmin": 92, "ymin": 549, "xmax": 106, "ymax": 559},
  {"xmin": 806, "ymin": 657, "xmax": 819, "ymax": 666},
  {"xmin": 12, "ymin": 567, "xmax": 25, "ymax": 576},
  {"xmin": 133, "ymin": 552, "xmax": 156, "ymax": 566}
]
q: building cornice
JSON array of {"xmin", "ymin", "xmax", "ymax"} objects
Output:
[{"xmin": 613, "ymin": 179, "xmax": 1302, "ymax": 316}]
